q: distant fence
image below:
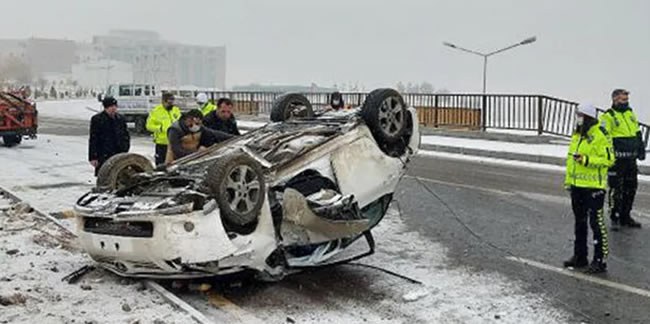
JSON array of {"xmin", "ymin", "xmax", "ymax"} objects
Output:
[{"xmin": 201, "ymin": 91, "xmax": 649, "ymax": 149}]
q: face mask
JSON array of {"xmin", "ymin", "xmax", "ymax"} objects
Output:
[
  {"xmin": 576, "ymin": 115, "xmax": 584, "ymax": 127},
  {"xmin": 189, "ymin": 125, "xmax": 201, "ymax": 133},
  {"xmin": 332, "ymin": 100, "xmax": 340, "ymax": 105}
]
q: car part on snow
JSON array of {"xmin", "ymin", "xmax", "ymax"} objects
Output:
[
  {"xmin": 61, "ymin": 265, "xmax": 96, "ymax": 284},
  {"xmin": 2, "ymin": 135, "xmax": 22, "ymax": 147},
  {"xmin": 96, "ymin": 153, "xmax": 154, "ymax": 191},
  {"xmin": 281, "ymin": 188, "xmax": 369, "ymax": 245},
  {"xmin": 361, "ymin": 88, "xmax": 410, "ymax": 156},
  {"xmin": 205, "ymin": 154, "xmax": 266, "ymax": 232},
  {"xmin": 270, "ymin": 93, "xmax": 315, "ymax": 122}
]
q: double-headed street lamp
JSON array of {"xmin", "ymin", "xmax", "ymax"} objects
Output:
[{"xmin": 443, "ymin": 36, "xmax": 537, "ymax": 94}]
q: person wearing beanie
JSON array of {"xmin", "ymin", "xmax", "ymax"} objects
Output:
[
  {"xmin": 563, "ymin": 103, "xmax": 614, "ymax": 273},
  {"xmin": 88, "ymin": 96, "xmax": 131, "ymax": 175},
  {"xmin": 600, "ymin": 89, "xmax": 645, "ymax": 230}
]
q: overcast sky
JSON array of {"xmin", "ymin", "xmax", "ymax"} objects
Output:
[{"xmin": 2, "ymin": 0, "xmax": 649, "ymax": 118}]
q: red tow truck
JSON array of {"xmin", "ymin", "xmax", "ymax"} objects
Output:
[{"xmin": 0, "ymin": 91, "xmax": 38, "ymax": 147}]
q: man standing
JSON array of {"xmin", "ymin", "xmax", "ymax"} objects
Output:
[
  {"xmin": 600, "ymin": 89, "xmax": 646, "ymax": 230},
  {"xmin": 88, "ymin": 97, "xmax": 130, "ymax": 175},
  {"xmin": 564, "ymin": 104, "xmax": 614, "ymax": 273},
  {"xmin": 203, "ymin": 98, "xmax": 241, "ymax": 135},
  {"xmin": 197, "ymin": 92, "xmax": 216, "ymax": 116},
  {"xmin": 146, "ymin": 93, "xmax": 181, "ymax": 165},
  {"xmin": 166, "ymin": 109, "xmax": 233, "ymax": 163}
]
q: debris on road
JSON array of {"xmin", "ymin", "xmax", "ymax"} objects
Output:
[
  {"xmin": 402, "ymin": 287, "xmax": 430, "ymax": 302},
  {"xmin": 0, "ymin": 199, "xmax": 194, "ymax": 324},
  {"xmin": 0, "ymin": 293, "xmax": 26, "ymax": 306}
]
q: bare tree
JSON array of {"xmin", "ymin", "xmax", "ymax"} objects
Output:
[
  {"xmin": 396, "ymin": 81, "xmax": 406, "ymax": 93},
  {"xmin": 419, "ymin": 81, "xmax": 435, "ymax": 94}
]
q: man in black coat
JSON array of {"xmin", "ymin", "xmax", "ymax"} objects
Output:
[
  {"xmin": 202, "ymin": 98, "xmax": 241, "ymax": 136},
  {"xmin": 88, "ymin": 97, "xmax": 130, "ymax": 175}
]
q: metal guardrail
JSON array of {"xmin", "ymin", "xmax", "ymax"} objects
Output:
[{"xmin": 201, "ymin": 91, "xmax": 649, "ymax": 149}]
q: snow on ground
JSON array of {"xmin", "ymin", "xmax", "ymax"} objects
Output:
[
  {"xmin": 0, "ymin": 196, "xmax": 193, "ymax": 324},
  {"xmin": 233, "ymin": 208, "xmax": 572, "ymax": 324},
  {"xmin": 0, "ymin": 134, "xmax": 154, "ymax": 222},
  {"xmin": 422, "ymin": 135, "xmax": 650, "ymax": 166},
  {"xmin": 368, "ymin": 209, "xmax": 570, "ymax": 323}
]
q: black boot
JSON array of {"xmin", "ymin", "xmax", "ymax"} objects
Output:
[
  {"xmin": 622, "ymin": 218, "xmax": 642, "ymax": 228},
  {"xmin": 563, "ymin": 256, "xmax": 589, "ymax": 268},
  {"xmin": 586, "ymin": 260, "xmax": 607, "ymax": 274},
  {"xmin": 611, "ymin": 218, "xmax": 621, "ymax": 232}
]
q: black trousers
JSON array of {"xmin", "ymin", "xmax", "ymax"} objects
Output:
[
  {"xmin": 94, "ymin": 158, "xmax": 107, "ymax": 177},
  {"xmin": 608, "ymin": 158, "xmax": 638, "ymax": 223},
  {"xmin": 571, "ymin": 187, "xmax": 608, "ymax": 263},
  {"xmin": 155, "ymin": 144, "xmax": 167, "ymax": 166}
]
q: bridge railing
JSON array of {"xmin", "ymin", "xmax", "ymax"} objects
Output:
[{"xmin": 201, "ymin": 91, "xmax": 649, "ymax": 150}]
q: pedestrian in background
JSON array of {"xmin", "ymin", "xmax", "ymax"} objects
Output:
[
  {"xmin": 600, "ymin": 89, "xmax": 645, "ymax": 230},
  {"xmin": 197, "ymin": 92, "xmax": 217, "ymax": 116},
  {"xmin": 203, "ymin": 98, "xmax": 241, "ymax": 136},
  {"xmin": 329, "ymin": 91, "xmax": 345, "ymax": 110},
  {"xmin": 146, "ymin": 93, "xmax": 181, "ymax": 165},
  {"xmin": 563, "ymin": 104, "xmax": 614, "ymax": 273},
  {"xmin": 88, "ymin": 96, "xmax": 130, "ymax": 175}
]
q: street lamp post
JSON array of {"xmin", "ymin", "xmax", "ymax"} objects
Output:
[{"xmin": 443, "ymin": 36, "xmax": 537, "ymax": 94}]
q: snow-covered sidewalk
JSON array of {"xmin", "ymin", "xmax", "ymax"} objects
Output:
[{"xmin": 421, "ymin": 135, "xmax": 650, "ymax": 167}]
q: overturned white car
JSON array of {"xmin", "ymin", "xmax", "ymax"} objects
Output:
[{"xmin": 74, "ymin": 88, "xmax": 420, "ymax": 279}]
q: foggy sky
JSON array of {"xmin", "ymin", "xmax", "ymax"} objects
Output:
[{"xmin": 2, "ymin": 0, "xmax": 649, "ymax": 119}]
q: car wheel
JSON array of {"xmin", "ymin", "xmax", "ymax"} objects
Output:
[
  {"xmin": 96, "ymin": 153, "xmax": 154, "ymax": 191},
  {"xmin": 270, "ymin": 93, "xmax": 314, "ymax": 122},
  {"xmin": 135, "ymin": 116, "xmax": 147, "ymax": 134},
  {"xmin": 2, "ymin": 135, "xmax": 21, "ymax": 147},
  {"xmin": 206, "ymin": 154, "xmax": 266, "ymax": 232},
  {"xmin": 361, "ymin": 88, "xmax": 410, "ymax": 156}
]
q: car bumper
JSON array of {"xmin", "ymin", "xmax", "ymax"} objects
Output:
[{"xmin": 75, "ymin": 206, "xmax": 239, "ymax": 277}]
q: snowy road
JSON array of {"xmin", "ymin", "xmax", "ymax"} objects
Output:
[{"xmin": 2, "ymin": 101, "xmax": 650, "ymax": 323}]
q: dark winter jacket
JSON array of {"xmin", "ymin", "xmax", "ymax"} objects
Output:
[
  {"xmin": 166, "ymin": 121, "xmax": 233, "ymax": 162},
  {"xmin": 88, "ymin": 111, "xmax": 130, "ymax": 165},
  {"xmin": 203, "ymin": 112, "xmax": 241, "ymax": 136}
]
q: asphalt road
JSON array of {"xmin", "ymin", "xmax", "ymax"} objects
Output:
[
  {"xmin": 33, "ymin": 116, "xmax": 650, "ymax": 323},
  {"xmin": 403, "ymin": 155, "xmax": 650, "ymax": 323}
]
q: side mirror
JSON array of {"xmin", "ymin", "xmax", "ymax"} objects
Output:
[{"xmin": 97, "ymin": 94, "xmax": 103, "ymax": 102}]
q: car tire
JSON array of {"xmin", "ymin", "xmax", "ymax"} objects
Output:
[
  {"xmin": 135, "ymin": 116, "xmax": 147, "ymax": 134},
  {"xmin": 205, "ymin": 154, "xmax": 266, "ymax": 232},
  {"xmin": 2, "ymin": 135, "xmax": 21, "ymax": 147},
  {"xmin": 361, "ymin": 88, "xmax": 410, "ymax": 156},
  {"xmin": 96, "ymin": 153, "xmax": 154, "ymax": 191},
  {"xmin": 270, "ymin": 93, "xmax": 314, "ymax": 122}
]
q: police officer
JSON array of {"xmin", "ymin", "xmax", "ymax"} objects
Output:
[
  {"xmin": 197, "ymin": 92, "xmax": 216, "ymax": 116},
  {"xmin": 88, "ymin": 96, "xmax": 130, "ymax": 175},
  {"xmin": 600, "ymin": 89, "xmax": 646, "ymax": 230},
  {"xmin": 146, "ymin": 93, "xmax": 181, "ymax": 165},
  {"xmin": 564, "ymin": 104, "xmax": 614, "ymax": 273}
]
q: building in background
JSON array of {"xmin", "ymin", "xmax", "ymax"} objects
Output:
[
  {"xmin": 0, "ymin": 30, "xmax": 225, "ymax": 90},
  {"xmin": 92, "ymin": 30, "xmax": 226, "ymax": 89},
  {"xmin": 24, "ymin": 38, "xmax": 77, "ymax": 76},
  {"xmin": 71, "ymin": 59, "xmax": 133, "ymax": 90},
  {"xmin": 0, "ymin": 39, "xmax": 27, "ymax": 60}
]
